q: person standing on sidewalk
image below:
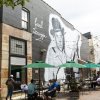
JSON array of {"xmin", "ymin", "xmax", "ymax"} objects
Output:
[{"xmin": 5, "ymin": 75, "xmax": 16, "ymax": 100}]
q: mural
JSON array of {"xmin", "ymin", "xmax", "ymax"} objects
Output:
[{"xmin": 44, "ymin": 14, "xmax": 82, "ymax": 82}]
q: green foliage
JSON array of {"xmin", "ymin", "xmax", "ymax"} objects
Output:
[
  {"xmin": 69, "ymin": 77, "xmax": 79, "ymax": 92},
  {"xmin": 0, "ymin": 0, "xmax": 29, "ymax": 9}
]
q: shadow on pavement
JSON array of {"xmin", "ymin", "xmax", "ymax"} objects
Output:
[{"xmin": 56, "ymin": 92, "xmax": 80, "ymax": 100}]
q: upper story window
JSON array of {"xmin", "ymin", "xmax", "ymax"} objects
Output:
[{"xmin": 22, "ymin": 8, "xmax": 29, "ymax": 30}]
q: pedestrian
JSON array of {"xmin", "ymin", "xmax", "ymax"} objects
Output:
[
  {"xmin": 96, "ymin": 77, "xmax": 100, "ymax": 85},
  {"xmin": 20, "ymin": 81, "xmax": 28, "ymax": 98},
  {"xmin": 27, "ymin": 79, "xmax": 38, "ymax": 100},
  {"xmin": 5, "ymin": 74, "xmax": 16, "ymax": 100},
  {"xmin": 91, "ymin": 74, "xmax": 97, "ymax": 90}
]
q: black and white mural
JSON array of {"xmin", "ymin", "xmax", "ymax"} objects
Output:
[
  {"xmin": 44, "ymin": 14, "xmax": 82, "ymax": 82},
  {"xmin": 32, "ymin": 14, "xmax": 82, "ymax": 82}
]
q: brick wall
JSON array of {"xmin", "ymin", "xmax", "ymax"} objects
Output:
[{"xmin": 0, "ymin": 23, "xmax": 32, "ymax": 98}]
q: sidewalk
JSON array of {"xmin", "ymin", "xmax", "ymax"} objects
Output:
[
  {"xmin": 12, "ymin": 90, "xmax": 100, "ymax": 100},
  {"xmin": 79, "ymin": 90, "xmax": 100, "ymax": 100},
  {"xmin": 56, "ymin": 90, "xmax": 100, "ymax": 100}
]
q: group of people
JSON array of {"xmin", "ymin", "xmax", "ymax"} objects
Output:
[
  {"xmin": 5, "ymin": 75, "xmax": 38, "ymax": 100},
  {"xmin": 5, "ymin": 74, "xmax": 60, "ymax": 100}
]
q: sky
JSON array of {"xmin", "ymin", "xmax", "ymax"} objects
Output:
[{"xmin": 43, "ymin": 0, "xmax": 100, "ymax": 38}]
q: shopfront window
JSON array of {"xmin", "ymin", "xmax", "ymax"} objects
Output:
[{"xmin": 10, "ymin": 38, "xmax": 26, "ymax": 56}]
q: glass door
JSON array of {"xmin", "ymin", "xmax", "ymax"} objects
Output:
[{"xmin": 11, "ymin": 66, "xmax": 26, "ymax": 90}]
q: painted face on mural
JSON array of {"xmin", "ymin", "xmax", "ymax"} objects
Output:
[
  {"xmin": 50, "ymin": 17, "xmax": 65, "ymax": 51},
  {"xmin": 54, "ymin": 31, "xmax": 64, "ymax": 51}
]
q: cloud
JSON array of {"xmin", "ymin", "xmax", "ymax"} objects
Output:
[
  {"xmin": 43, "ymin": 0, "xmax": 100, "ymax": 36},
  {"xmin": 71, "ymin": 10, "xmax": 100, "ymax": 35}
]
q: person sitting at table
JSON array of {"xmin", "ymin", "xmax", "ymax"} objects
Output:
[
  {"xmin": 28, "ymin": 79, "xmax": 38, "ymax": 100},
  {"xmin": 20, "ymin": 81, "xmax": 28, "ymax": 98},
  {"xmin": 44, "ymin": 79, "xmax": 60, "ymax": 100},
  {"xmin": 91, "ymin": 74, "xmax": 97, "ymax": 90},
  {"xmin": 96, "ymin": 77, "xmax": 100, "ymax": 85}
]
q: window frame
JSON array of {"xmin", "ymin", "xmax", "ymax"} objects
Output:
[
  {"xmin": 21, "ymin": 7, "xmax": 30, "ymax": 31},
  {"xmin": 10, "ymin": 36, "xmax": 27, "ymax": 57}
]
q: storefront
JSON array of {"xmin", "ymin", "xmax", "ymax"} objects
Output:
[
  {"xmin": 9, "ymin": 37, "xmax": 27, "ymax": 90},
  {"xmin": 0, "ymin": 24, "xmax": 32, "ymax": 98}
]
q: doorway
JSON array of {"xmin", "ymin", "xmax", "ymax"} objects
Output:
[{"xmin": 11, "ymin": 65, "xmax": 26, "ymax": 90}]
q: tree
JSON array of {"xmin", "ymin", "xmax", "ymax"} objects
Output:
[{"xmin": 0, "ymin": 0, "xmax": 29, "ymax": 8}]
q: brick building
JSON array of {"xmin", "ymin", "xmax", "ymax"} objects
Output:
[{"xmin": 0, "ymin": 0, "xmax": 81, "ymax": 98}]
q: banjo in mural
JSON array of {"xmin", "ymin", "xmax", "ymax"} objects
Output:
[{"xmin": 44, "ymin": 14, "xmax": 81, "ymax": 82}]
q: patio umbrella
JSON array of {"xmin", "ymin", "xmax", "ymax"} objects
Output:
[
  {"xmin": 59, "ymin": 61, "xmax": 86, "ymax": 79},
  {"xmin": 59, "ymin": 61, "xmax": 86, "ymax": 90},
  {"xmin": 84, "ymin": 62, "xmax": 99, "ymax": 68},
  {"xmin": 59, "ymin": 61, "xmax": 86, "ymax": 68},
  {"xmin": 24, "ymin": 61, "xmax": 53, "ymax": 68},
  {"xmin": 24, "ymin": 61, "xmax": 53, "ymax": 95},
  {"xmin": 84, "ymin": 62, "xmax": 100, "ymax": 81},
  {"xmin": 97, "ymin": 64, "xmax": 100, "ymax": 67}
]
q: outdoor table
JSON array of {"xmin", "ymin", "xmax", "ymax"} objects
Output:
[
  {"xmin": 36, "ymin": 85, "xmax": 48, "ymax": 95},
  {"xmin": 65, "ymin": 82, "xmax": 80, "ymax": 86},
  {"xmin": 85, "ymin": 79, "xmax": 92, "ymax": 85},
  {"xmin": 83, "ymin": 79, "xmax": 93, "ymax": 91}
]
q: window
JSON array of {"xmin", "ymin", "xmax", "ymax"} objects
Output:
[
  {"xmin": 10, "ymin": 38, "xmax": 26, "ymax": 56},
  {"xmin": 22, "ymin": 8, "xmax": 29, "ymax": 30}
]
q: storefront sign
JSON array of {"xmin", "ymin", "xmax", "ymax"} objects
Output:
[{"xmin": 10, "ymin": 57, "xmax": 26, "ymax": 65}]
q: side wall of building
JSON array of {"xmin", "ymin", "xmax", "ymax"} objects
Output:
[
  {"xmin": 80, "ymin": 35, "xmax": 90, "ymax": 79},
  {"xmin": 80, "ymin": 35, "xmax": 90, "ymax": 61},
  {"xmin": 0, "ymin": 23, "xmax": 32, "ymax": 98},
  {"xmin": 0, "ymin": 0, "xmax": 80, "ymax": 97}
]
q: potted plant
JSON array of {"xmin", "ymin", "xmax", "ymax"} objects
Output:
[{"xmin": 69, "ymin": 77, "xmax": 79, "ymax": 97}]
